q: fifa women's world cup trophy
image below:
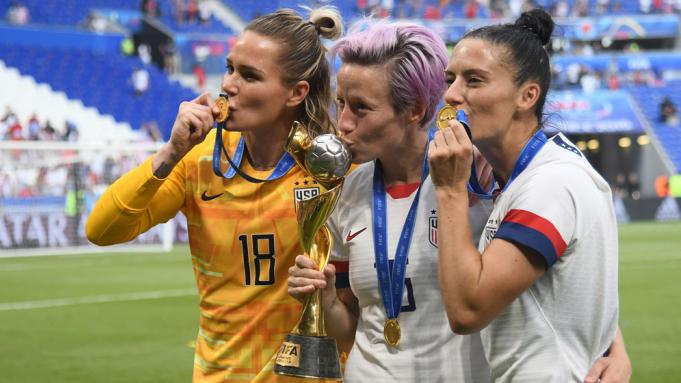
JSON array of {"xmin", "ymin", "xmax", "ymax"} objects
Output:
[{"xmin": 274, "ymin": 121, "xmax": 351, "ymax": 380}]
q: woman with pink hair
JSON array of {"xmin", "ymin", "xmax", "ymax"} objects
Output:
[
  {"xmin": 289, "ymin": 20, "xmax": 492, "ymax": 381},
  {"xmin": 288, "ymin": 17, "xmax": 631, "ymax": 382}
]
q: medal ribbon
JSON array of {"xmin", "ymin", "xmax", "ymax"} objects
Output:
[
  {"xmin": 454, "ymin": 110, "xmax": 496, "ymax": 199},
  {"xmin": 456, "ymin": 109, "xmax": 547, "ymax": 199},
  {"xmin": 372, "ymin": 129, "xmax": 434, "ymax": 322},
  {"xmin": 457, "ymin": 110, "xmax": 547, "ymax": 198},
  {"xmin": 212, "ymin": 122, "xmax": 295, "ymax": 183},
  {"xmin": 489, "ymin": 129, "xmax": 548, "ymax": 196}
]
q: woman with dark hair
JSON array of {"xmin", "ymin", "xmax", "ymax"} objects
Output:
[
  {"xmin": 429, "ymin": 9, "xmax": 629, "ymax": 382},
  {"xmin": 86, "ymin": 8, "xmax": 344, "ymax": 382},
  {"xmin": 289, "ymin": 13, "xmax": 630, "ymax": 383}
]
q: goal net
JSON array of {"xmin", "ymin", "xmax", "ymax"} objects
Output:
[{"xmin": 0, "ymin": 141, "xmax": 185, "ymax": 257}]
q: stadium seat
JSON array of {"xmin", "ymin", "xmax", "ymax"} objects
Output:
[
  {"xmin": 0, "ymin": 44, "xmax": 196, "ymax": 139},
  {"xmin": 0, "ymin": 59, "xmax": 138, "ymax": 143}
]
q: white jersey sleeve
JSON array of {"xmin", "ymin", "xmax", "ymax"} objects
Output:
[
  {"xmin": 478, "ymin": 133, "xmax": 619, "ymax": 382},
  {"xmin": 494, "ymin": 166, "xmax": 575, "ymax": 267}
]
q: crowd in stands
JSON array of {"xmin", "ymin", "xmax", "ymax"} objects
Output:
[
  {"xmin": 613, "ymin": 172, "xmax": 642, "ymax": 199},
  {"xmin": 131, "ymin": 67, "xmax": 150, "ymax": 95},
  {"xmin": 638, "ymin": 0, "xmax": 681, "ymax": 13},
  {"xmin": 5, "ymin": 0, "xmax": 681, "ymax": 31},
  {"xmin": 0, "ymin": 106, "xmax": 165, "ymax": 143},
  {"xmin": 551, "ymin": 61, "xmax": 663, "ymax": 93},
  {"xmin": 0, "ymin": 149, "xmax": 146, "ymax": 200},
  {"xmin": 3, "ymin": 0, "xmax": 680, "ymax": 200},
  {"xmin": 79, "ymin": 9, "xmax": 142, "ymax": 34},
  {"xmin": 5, "ymin": 1, "xmax": 29, "ymax": 25},
  {"xmin": 660, "ymin": 97, "xmax": 679, "ymax": 126},
  {"xmin": 354, "ymin": 0, "xmax": 681, "ymax": 20},
  {"xmin": 356, "ymin": 0, "xmax": 492, "ymax": 19},
  {"xmin": 0, "ymin": 106, "xmax": 163, "ymax": 199},
  {"xmin": 0, "ymin": 107, "xmax": 77, "ymax": 142},
  {"xmin": 140, "ymin": 0, "xmax": 213, "ymax": 26},
  {"xmin": 548, "ymin": 39, "xmax": 667, "ymax": 93},
  {"xmin": 3, "ymin": 0, "xmax": 219, "ymax": 33}
]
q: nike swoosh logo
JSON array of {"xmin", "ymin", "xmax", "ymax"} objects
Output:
[
  {"xmin": 346, "ymin": 227, "xmax": 367, "ymax": 242},
  {"xmin": 201, "ymin": 191, "xmax": 224, "ymax": 201}
]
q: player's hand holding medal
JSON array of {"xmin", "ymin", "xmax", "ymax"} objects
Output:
[
  {"xmin": 431, "ymin": 105, "xmax": 496, "ymax": 200},
  {"xmin": 214, "ymin": 94, "xmax": 230, "ymax": 123},
  {"xmin": 164, "ymin": 92, "xmax": 229, "ymax": 163},
  {"xmin": 211, "ymin": 93, "xmax": 300, "ymax": 183}
]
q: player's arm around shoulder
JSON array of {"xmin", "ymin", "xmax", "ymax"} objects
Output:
[{"xmin": 585, "ymin": 326, "xmax": 632, "ymax": 383}]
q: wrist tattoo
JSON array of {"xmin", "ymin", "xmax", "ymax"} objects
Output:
[{"xmin": 154, "ymin": 162, "xmax": 174, "ymax": 178}]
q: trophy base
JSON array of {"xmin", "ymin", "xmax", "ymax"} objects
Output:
[{"xmin": 274, "ymin": 334, "xmax": 342, "ymax": 380}]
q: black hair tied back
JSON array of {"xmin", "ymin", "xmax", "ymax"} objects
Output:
[
  {"xmin": 514, "ymin": 9, "xmax": 554, "ymax": 46},
  {"xmin": 462, "ymin": 7, "xmax": 554, "ymax": 121}
]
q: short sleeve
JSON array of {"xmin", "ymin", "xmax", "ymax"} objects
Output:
[{"xmin": 494, "ymin": 169, "xmax": 575, "ymax": 267}]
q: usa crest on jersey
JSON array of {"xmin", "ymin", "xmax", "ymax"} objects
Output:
[{"xmin": 484, "ymin": 218, "xmax": 499, "ymax": 243}]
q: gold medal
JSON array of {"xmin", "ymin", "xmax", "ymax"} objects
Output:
[
  {"xmin": 383, "ymin": 319, "xmax": 401, "ymax": 347},
  {"xmin": 215, "ymin": 95, "xmax": 230, "ymax": 123},
  {"xmin": 436, "ymin": 104, "xmax": 457, "ymax": 131}
]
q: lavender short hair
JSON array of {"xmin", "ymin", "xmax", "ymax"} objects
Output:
[{"xmin": 331, "ymin": 20, "xmax": 448, "ymax": 127}]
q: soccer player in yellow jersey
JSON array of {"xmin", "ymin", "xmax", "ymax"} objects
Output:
[{"xmin": 86, "ymin": 8, "xmax": 343, "ymax": 383}]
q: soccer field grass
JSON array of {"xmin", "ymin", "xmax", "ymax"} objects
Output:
[
  {"xmin": 1, "ymin": 221, "xmax": 680, "ymax": 382},
  {"xmin": 618, "ymin": 221, "xmax": 681, "ymax": 382}
]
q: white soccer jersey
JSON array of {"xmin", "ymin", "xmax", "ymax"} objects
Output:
[
  {"xmin": 478, "ymin": 133, "xmax": 619, "ymax": 382},
  {"xmin": 327, "ymin": 161, "xmax": 492, "ymax": 382}
]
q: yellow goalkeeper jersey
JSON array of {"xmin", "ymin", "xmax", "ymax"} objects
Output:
[{"xmin": 86, "ymin": 129, "xmax": 328, "ymax": 383}]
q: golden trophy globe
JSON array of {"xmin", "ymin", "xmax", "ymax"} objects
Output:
[{"xmin": 274, "ymin": 122, "xmax": 351, "ymax": 380}]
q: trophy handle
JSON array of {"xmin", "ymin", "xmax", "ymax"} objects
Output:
[
  {"xmin": 285, "ymin": 121, "xmax": 312, "ymax": 176},
  {"xmin": 285, "ymin": 121, "xmax": 344, "ymax": 190}
]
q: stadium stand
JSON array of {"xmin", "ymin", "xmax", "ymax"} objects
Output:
[
  {"xmin": 0, "ymin": 43, "xmax": 196, "ymax": 139},
  {"xmin": 4, "ymin": 0, "xmax": 231, "ymax": 33},
  {"xmin": 9, "ymin": 0, "xmax": 139, "ymax": 26},
  {"xmin": 1, "ymin": 0, "xmax": 680, "ymax": 254},
  {"xmin": 221, "ymin": 0, "xmax": 355, "ymax": 23},
  {"xmin": 628, "ymin": 80, "xmax": 681, "ymax": 171},
  {"xmin": 0, "ymin": 60, "xmax": 137, "ymax": 143}
]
